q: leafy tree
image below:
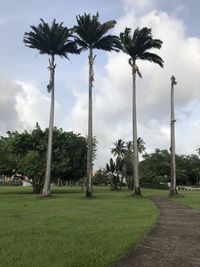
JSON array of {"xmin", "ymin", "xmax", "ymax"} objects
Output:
[
  {"xmin": 19, "ymin": 151, "xmax": 45, "ymax": 193},
  {"xmin": 74, "ymin": 12, "xmax": 120, "ymax": 198},
  {"xmin": 93, "ymin": 168, "xmax": 109, "ymax": 186},
  {"xmin": 0, "ymin": 136, "xmax": 17, "ymax": 177},
  {"xmin": 0, "ymin": 125, "xmax": 88, "ymax": 193},
  {"xmin": 140, "ymin": 149, "xmax": 170, "ymax": 185},
  {"xmin": 140, "ymin": 149, "xmax": 200, "ymax": 189},
  {"xmin": 23, "ymin": 19, "xmax": 79, "ymax": 196},
  {"xmin": 119, "ymin": 27, "xmax": 163, "ymax": 195}
]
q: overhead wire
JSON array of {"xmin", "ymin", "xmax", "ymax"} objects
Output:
[{"xmin": 176, "ymin": 98, "xmax": 200, "ymax": 124}]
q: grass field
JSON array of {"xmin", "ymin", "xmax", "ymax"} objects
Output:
[{"xmin": 0, "ymin": 186, "xmax": 158, "ymax": 267}]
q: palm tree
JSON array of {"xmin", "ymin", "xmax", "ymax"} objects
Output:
[
  {"xmin": 74, "ymin": 13, "xmax": 120, "ymax": 198},
  {"xmin": 111, "ymin": 139, "xmax": 126, "ymax": 159},
  {"xmin": 23, "ymin": 19, "xmax": 79, "ymax": 196},
  {"xmin": 119, "ymin": 27, "xmax": 164, "ymax": 195}
]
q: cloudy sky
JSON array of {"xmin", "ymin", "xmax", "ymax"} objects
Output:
[{"xmin": 1, "ymin": 0, "xmax": 200, "ymax": 168}]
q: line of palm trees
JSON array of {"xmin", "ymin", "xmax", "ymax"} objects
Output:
[{"xmin": 23, "ymin": 12, "xmax": 164, "ymax": 198}]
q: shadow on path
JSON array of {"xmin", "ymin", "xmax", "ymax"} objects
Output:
[{"xmin": 114, "ymin": 196, "xmax": 200, "ymax": 267}]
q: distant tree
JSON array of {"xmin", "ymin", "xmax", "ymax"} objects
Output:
[
  {"xmin": 140, "ymin": 149, "xmax": 200, "ymax": 188},
  {"xmin": 74, "ymin": 12, "xmax": 120, "ymax": 198},
  {"xmin": 23, "ymin": 19, "xmax": 79, "ymax": 196},
  {"xmin": 140, "ymin": 149, "xmax": 170, "ymax": 186},
  {"xmin": 110, "ymin": 138, "xmax": 146, "ymax": 189},
  {"xmin": 119, "ymin": 27, "xmax": 163, "ymax": 195},
  {"xmin": 105, "ymin": 158, "xmax": 119, "ymax": 191},
  {"xmin": 111, "ymin": 139, "xmax": 126, "ymax": 158},
  {"xmin": 93, "ymin": 168, "xmax": 109, "ymax": 186},
  {"xmin": 0, "ymin": 136, "xmax": 17, "ymax": 177}
]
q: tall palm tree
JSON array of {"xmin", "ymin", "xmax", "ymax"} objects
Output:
[
  {"xmin": 23, "ymin": 19, "xmax": 79, "ymax": 196},
  {"xmin": 74, "ymin": 13, "xmax": 120, "ymax": 198},
  {"xmin": 119, "ymin": 27, "xmax": 164, "ymax": 195}
]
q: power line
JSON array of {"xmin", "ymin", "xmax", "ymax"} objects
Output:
[{"xmin": 176, "ymin": 98, "xmax": 200, "ymax": 124}]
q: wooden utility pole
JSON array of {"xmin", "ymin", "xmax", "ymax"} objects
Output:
[{"xmin": 170, "ymin": 76, "xmax": 178, "ymax": 195}]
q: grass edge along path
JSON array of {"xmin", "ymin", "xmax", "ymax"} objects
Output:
[
  {"xmin": 114, "ymin": 195, "xmax": 200, "ymax": 267},
  {"xmin": 0, "ymin": 186, "xmax": 158, "ymax": 267},
  {"xmin": 169, "ymin": 190, "xmax": 200, "ymax": 210}
]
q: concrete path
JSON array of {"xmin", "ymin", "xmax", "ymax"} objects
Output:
[{"xmin": 114, "ymin": 196, "xmax": 200, "ymax": 267}]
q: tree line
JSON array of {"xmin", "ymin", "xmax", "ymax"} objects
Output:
[
  {"xmin": 0, "ymin": 124, "xmax": 97, "ymax": 193},
  {"xmin": 93, "ymin": 141, "xmax": 200, "ymax": 190},
  {"xmin": 23, "ymin": 12, "xmax": 164, "ymax": 197}
]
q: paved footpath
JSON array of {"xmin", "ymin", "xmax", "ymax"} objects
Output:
[{"xmin": 114, "ymin": 196, "xmax": 200, "ymax": 267}]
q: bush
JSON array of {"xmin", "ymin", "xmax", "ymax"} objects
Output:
[{"xmin": 141, "ymin": 182, "xmax": 169, "ymax": 190}]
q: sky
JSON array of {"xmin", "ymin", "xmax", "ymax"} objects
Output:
[{"xmin": 1, "ymin": 0, "xmax": 200, "ymax": 169}]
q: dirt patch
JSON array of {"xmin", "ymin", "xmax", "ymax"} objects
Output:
[{"xmin": 114, "ymin": 196, "xmax": 200, "ymax": 267}]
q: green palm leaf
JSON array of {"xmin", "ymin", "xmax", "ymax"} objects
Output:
[
  {"xmin": 119, "ymin": 27, "xmax": 164, "ymax": 66},
  {"xmin": 23, "ymin": 19, "xmax": 80, "ymax": 57}
]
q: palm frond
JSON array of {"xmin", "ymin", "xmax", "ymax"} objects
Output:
[
  {"xmin": 94, "ymin": 35, "xmax": 121, "ymax": 51},
  {"xmin": 138, "ymin": 52, "xmax": 164, "ymax": 67},
  {"xmin": 119, "ymin": 26, "xmax": 164, "ymax": 67},
  {"xmin": 23, "ymin": 19, "xmax": 79, "ymax": 57},
  {"xmin": 74, "ymin": 12, "xmax": 119, "ymax": 51}
]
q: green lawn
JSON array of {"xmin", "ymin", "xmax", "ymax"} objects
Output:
[
  {"xmin": 0, "ymin": 186, "xmax": 158, "ymax": 267},
  {"xmin": 170, "ymin": 190, "xmax": 200, "ymax": 210}
]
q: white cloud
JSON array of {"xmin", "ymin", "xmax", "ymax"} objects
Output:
[
  {"xmin": 0, "ymin": 77, "xmax": 22, "ymax": 134},
  {"xmin": 15, "ymin": 80, "xmax": 50, "ymax": 130},
  {"xmin": 0, "ymin": 78, "xmax": 62, "ymax": 136},
  {"xmin": 122, "ymin": 0, "xmax": 156, "ymax": 13},
  {"xmin": 67, "ymin": 1, "xmax": 200, "ymax": 169}
]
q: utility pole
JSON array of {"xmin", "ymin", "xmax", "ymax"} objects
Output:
[{"xmin": 170, "ymin": 75, "xmax": 178, "ymax": 195}]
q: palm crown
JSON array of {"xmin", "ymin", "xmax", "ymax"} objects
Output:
[
  {"xmin": 23, "ymin": 19, "xmax": 79, "ymax": 57},
  {"xmin": 111, "ymin": 139, "xmax": 126, "ymax": 158},
  {"xmin": 119, "ymin": 27, "xmax": 164, "ymax": 67},
  {"xmin": 74, "ymin": 13, "xmax": 121, "ymax": 51}
]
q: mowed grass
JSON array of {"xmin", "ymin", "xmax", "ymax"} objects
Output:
[
  {"xmin": 170, "ymin": 190, "xmax": 200, "ymax": 210},
  {"xmin": 0, "ymin": 186, "xmax": 158, "ymax": 267}
]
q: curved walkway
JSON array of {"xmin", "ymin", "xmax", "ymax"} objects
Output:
[{"xmin": 114, "ymin": 196, "xmax": 200, "ymax": 267}]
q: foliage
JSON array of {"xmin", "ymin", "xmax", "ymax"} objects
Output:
[
  {"xmin": 0, "ymin": 125, "xmax": 90, "ymax": 193},
  {"xmin": 119, "ymin": 27, "xmax": 164, "ymax": 67},
  {"xmin": 92, "ymin": 168, "xmax": 109, "ymax": 185},
  {"xmin": 23, "ymin": 19, "xmax": 79, "ymax": 57},
  {"xmin": 140, "ymin": 149, "xmax": 170, "ymax": 185},
  {"xmin": 140, "ymin": 149, "xmax": 200, "ymax": 186},
  {"xmin": 105, "ymin": 158, "xmax": 120, "ymax": 190},
  {"xmin": 74, "ymin": 12, "xmax": 120, "ymax": 51},
  {"xmin": 108, "ymin": 138, "xmax": 146, "ymax": 190}
]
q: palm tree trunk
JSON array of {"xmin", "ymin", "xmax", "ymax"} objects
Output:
[
  {"xmin": 132, "ymin": 64, "xmax": 141, "ymax": 195},
  {"xmin": 85, "ymin": 48, "xmax": 93, "ymax": 198},
  {"xmin": 42, "ymin": 55, "xmax": 55, "ymax": 196}
]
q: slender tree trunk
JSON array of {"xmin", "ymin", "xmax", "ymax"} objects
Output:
[
  {"xmin": 170, "ymin": 76, "xmax": 178, "ymax": 195},
  {"xmin": 42, "ymin": 55, "xmax": 55, "ymax": 196},
  {"xmin": 85, "ymin": 48, "xmax": 93, "ymax": 198},
  {"xmin": 132, "ymin": 64, "xmax": 141, "ymax": 195}
]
